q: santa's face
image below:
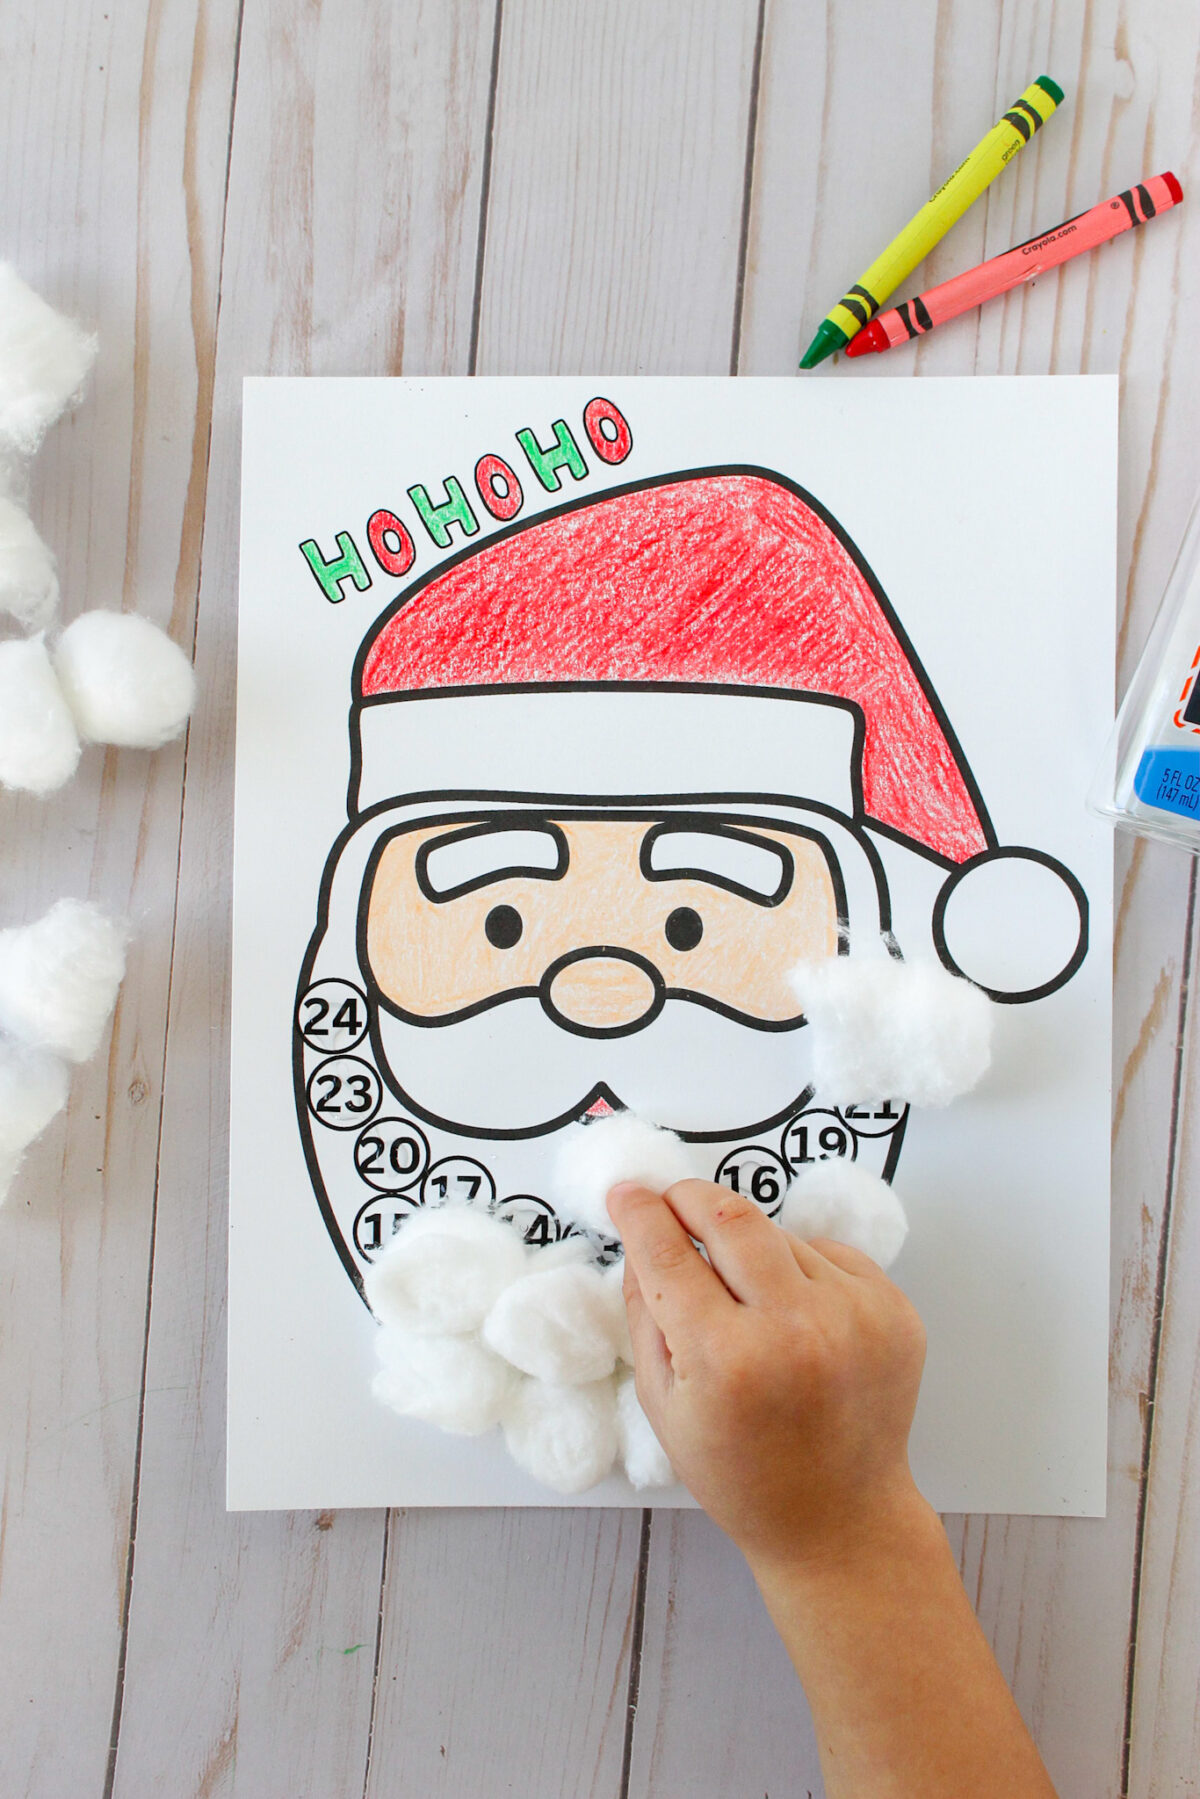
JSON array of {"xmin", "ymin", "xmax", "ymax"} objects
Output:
[
  {"xmin": 355, "ymin": 807, "xmax": 849, "ymax": 1136},
  {"xmin": 297, "ymin": 792, "xmax": 908, "ymax": 1285},
  {"xmin": 363, "ymin": 813, "xmax": 839, "ymax": 1034}
]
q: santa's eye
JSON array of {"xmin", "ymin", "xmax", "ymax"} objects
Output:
[
  {"xmin": 485, "ymin": 904, "xmax": 523, "ymax": 949},
  {"xmin": 665, "ymin": 907, "xmax": 703, "ymax": 951}
]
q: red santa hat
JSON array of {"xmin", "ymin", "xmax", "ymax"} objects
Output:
[
  {"xmin": 351, "ymin": 470, "xmax": 1086, "ymax": 1000},
  {"xmin": 354, "ymin": 468, "xmax": 990, "ymax": 864}
]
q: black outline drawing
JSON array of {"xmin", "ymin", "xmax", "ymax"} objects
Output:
[
  {"xmin": 640, "ymin": 818, "xmax": 796, "ymax": 907},
  {"xmin": 291, "ymin": 462, "xmax": 1091, "ymax": 1301},
  {"xmin": 354, "ymin": 806, "xmax": 855, "ymax": 1038},
  {"xmin": 932, "ymin": 846, "xmax": 1089, "ymax": 1005},
  {"xmin": 414, "ymin": 818, "xmax": 569, "ymax": 903}
]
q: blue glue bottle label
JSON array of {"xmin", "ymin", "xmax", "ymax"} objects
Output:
[
  {"xmin": 1091, "ymin": 490, "xmax": 1200, "ymax": 852},
  {"xmin": 1134, "ymin": 747, "xmax": 1200, "ymax": 817}
]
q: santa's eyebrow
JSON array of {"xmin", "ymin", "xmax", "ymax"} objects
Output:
[
  {"xmin": 417, "ymin": 822, "xmax": 568, "ymax": 902},
  {"xmin": 640, "ymin": 824, "xmax": 793, "ymax": 907}
]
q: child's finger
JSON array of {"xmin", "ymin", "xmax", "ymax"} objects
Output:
[
  {"xmin": 661, "ymin": 1179, "xmax": 802, "ymax": 1306},
  {"xmin": 608, "ymin": 1182, "xmax": 733, "ymax": 1344},
  {"xmin": 783, "ymin": 1234, "xmax": 886, "ymax": 1279},
  {"xmin": 621, "ymin": 1259, "xmax": 673, "ymax": 1415}
]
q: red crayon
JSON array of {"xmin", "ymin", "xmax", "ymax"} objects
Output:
[{"xmin": 846, "ymin": 172, "xmax": 1183, "ymax": 355}]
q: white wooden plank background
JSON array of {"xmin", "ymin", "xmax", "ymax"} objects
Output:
[{"xmin": 1, "ymin": 2, "xmax": 1198, "ymax": 1795}]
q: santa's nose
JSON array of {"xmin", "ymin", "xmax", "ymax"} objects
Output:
[{"xmin": 543, "ymin": 949, "xmax": 663, "ymax": 1036}]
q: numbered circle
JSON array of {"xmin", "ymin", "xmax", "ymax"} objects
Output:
[
  {"xmin": 306, "ymin": 1055, "xmax": 382, "ymax": 1130},
  {"xmin": 354, "ymin": 1118, "xmax": 430, "ymax": 1192},
  {"xmin": 297, "ymin": 979, "xmax": 370, "ymax": 1052},
  {"xmin": 781, "ymin": 1107, "xmax": 857, "ymax": 1173},
  {"xmin": 420, "ymin": 1155, "xmax": 496, "ymax": 1209},
  {"xmin": 592, "ymin": 1233, "xmax": 623, "ymax": 1268},
  {"xmin": 495, "ymin": 1193, "xmax": 562, "ymax": 1248},
  {"xmin": 353, "ymin": 1191, "xmax": 422, "ymax": 1262},
  {"xmin": 840, "ymin": 1099, "xmax": 909, "ymax": 1138},
  {"xmin": 714, "ymin": 1144, "xmax": 789, "ymax": 1217}
]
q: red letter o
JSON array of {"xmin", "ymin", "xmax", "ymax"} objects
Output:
[
  {"xmin": 366, "ymin": 509, "xmax": 415, "ymax": 577},
  {"xmin": 583, "ymin": 397, "xmax": 632, "ymax": 464},
  {"xmin": 474, "ymin": 454, "xmax": 524, "ymax": 521}
]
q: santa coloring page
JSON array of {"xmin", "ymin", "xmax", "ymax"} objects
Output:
[{"xmin": 230, "ymin": 376, "xmax": 1114, "ymax": 1512}]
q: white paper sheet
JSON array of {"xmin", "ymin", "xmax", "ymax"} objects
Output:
[{"xmin": 229, "ymin": 375, "xmax": 1114, "ymax": 1513}]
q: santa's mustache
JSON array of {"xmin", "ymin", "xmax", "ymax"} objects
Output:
[{"xmin": 370, "ymin": 990, "xmax": 815, "ymax": 1139}]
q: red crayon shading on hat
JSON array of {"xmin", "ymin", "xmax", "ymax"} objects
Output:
[{"xmin": 847, "ymin": 172, "xmax": 1183, "ymax": 355}]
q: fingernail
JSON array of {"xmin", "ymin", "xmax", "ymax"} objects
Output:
[{"xmin": 608, "ymin": 1181, "xmax": 643, "ymax": 1200}]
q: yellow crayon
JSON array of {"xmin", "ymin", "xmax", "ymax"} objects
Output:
[{"xmin": 801, "ymin": 76, "xmax": 1064, "ymax": 368}]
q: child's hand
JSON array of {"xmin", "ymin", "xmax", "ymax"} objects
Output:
[
  {"xmin": 610, "ymin": 1178, "xmax": 1060, "ymax": 1797},
  {"xmin": 607, "ymin": 1178, "xmax": 928, "ymax": 1576}
]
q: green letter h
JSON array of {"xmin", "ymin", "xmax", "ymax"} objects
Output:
[{"xmin": 516, "ymin": 420, "xmax": 588, "ymax": 492}]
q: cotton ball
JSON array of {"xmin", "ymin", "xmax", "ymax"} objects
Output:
[
  {"xmin": 502, "ymin": 1376, "xmax": 618, "ymax": 1494},
  {"xmin": 789, "ymin": 955, "xmax": 992, "ymax": 1107},
  {"xmin": 0, "ymin": 1151, "xmax": 20, "ymax": 1207},
  {"xmin": 484, "ymin": 1261, "xmax": 626, "ymax": 1384},
  {"xmin": 0, "ymin": 1041, "xmax": 70, "ymax": 1201},
  {"xmin": 372, "ymin": 1326, "xmax": 518, "ymax": 1436},
  {"xmin": 525, "ymin": 1233, "xmax": 593, "ymax": 1271},
  {"xmin": 0, "ymin": 445, "xmax": 28, "ymax": 506},
  {"xmin": 616, "ymin": 1370, "xmax": 675, "ymax": 1490},
  {"xmin": 53, "ymin": 611, "xmax": 196, "ymax": 749},
  {"xmin": 0, "ymin": 635, "xmax": 80, "ymax": 794},
  {"xmin": 552, "ymin": 1111, "xmax": 702, "ymax": 1239},
  {"xmin": 0, "ymin": 900, "xmax": 127, "ymax": 1063},
  {"xmin": 363, "ymin": 1203, "xmax": 528, "ymax": 1335},
  {"xmin": 0, "ymin": 264, "xmax": 97, "ymax": 455},
  {"xmin": 603, "ymin": 1257, "xmax": 633, "ymax": 1365},
  {"xmin": 0, "ymin": 496, "xmax": 58, "ymax": 630},
  {"xmin": 0, "ymin": 1041, "xmax": 69, "ymax": 1157},
  {"xmin": 779, "ymin": 1161, "xmax": 908, "ymax": 1270}
]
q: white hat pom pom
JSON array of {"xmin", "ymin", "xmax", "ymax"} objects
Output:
[
  {"xmin": 0, "ymin": 495, "xmax": 58, "ymax": 630},
  {"xmin": 789, "ymin": 953, "xmax": 992, "ymax": 1108},
  {"xmin": 0, "ymin": 635, "xmax": 80, "ymax": 794},
  {"xmin": 0, "ymin": 264, "xmax": 97, "ymax": 456},
  {"xmin": 779, "ymin": 1161, "xmax": 909, "ymax": 1270},
  {"xmin": 552, "ymin": 1110, "xmax": 702, "ymax": 1239},
  {"xmin": 501, "ymin": 1376, "xmax": 618, "ymax": 1494},
  {"xmin": 53, "ymin": 610, "xmax": 197, "ymax": 749},
  {"xmin": 933, "ymin": 849, "xmax": 1088, "ymax": 1004},
  {"xmin": 373, "ymin": 1326, "xmax": 518, "ymax": 1436},
  {"xmin": 363, "ymin": 1202, "xmax": 529, "ymax": 1336},
  {"xmin": 616, "ymin": 1370, "xmax": 674, "ymax": 1490},
  {"xmin": 0, "ymin": 900, "xmax": 128, "ymax": 1064}
]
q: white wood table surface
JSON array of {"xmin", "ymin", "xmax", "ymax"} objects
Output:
[{"xmin": 2, "ymin": 4, "xmax": 1198, "ymax": 1794}]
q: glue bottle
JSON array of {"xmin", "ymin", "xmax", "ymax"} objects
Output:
[{"xmin": 1091, "ymin": 493, "xmax": 1200, "ymax": 849}]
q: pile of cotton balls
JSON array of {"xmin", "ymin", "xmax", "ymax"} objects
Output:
[
  {"xmin": 365, "ymin": 1109, "xmax": 915, "ymax": 1493},
  {"xmin": 366, "ymin": 1205, "xmax": 668, "ymax": 1495},
  {"xmin": 365, "ymin": 959, "xmax": 995, "ymax": 1494},
  {"xmin": 0, "ymin": 264, "xmax": 196, "ymax": 1203}
]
